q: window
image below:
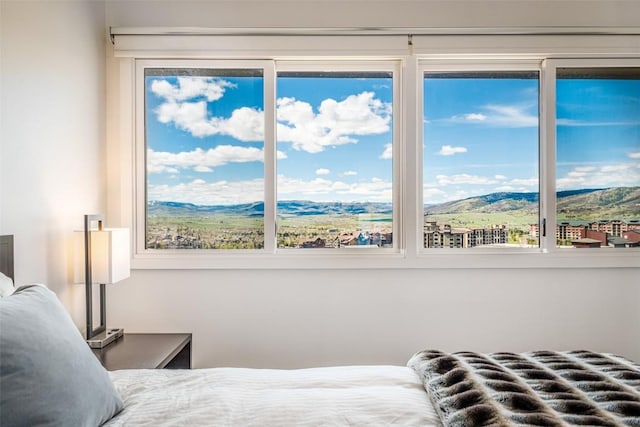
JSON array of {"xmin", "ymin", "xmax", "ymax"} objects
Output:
[
  {"xmin": 137, "ymin": 60, "xmax": 399, "ymax": 254},
  {"xmin": 113, "ymin": 32, "xmax": 639, "ymax": 268},
  {"xmin": 275, "ymin": 68, "xmax": 396, "ymax": 249},
  {"xmin": 422, "ymin": 69, "xmax": 539, "ymax": 249},
  {"xmin": 143, "ymin": 65, "xmax": 267, "ymax": 250},
  {"xmin": 554, "ymin": 66, "xmax": 640, "ymax": 249}
]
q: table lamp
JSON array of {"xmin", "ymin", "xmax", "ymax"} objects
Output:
[{"xmin": 75, "ymin": 214, "xmax": 130, "ymax": 348}]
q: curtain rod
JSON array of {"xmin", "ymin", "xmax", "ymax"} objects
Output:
[{"xmin": 110, "ymin": 26, "xmax": 640, "ymax": 39}]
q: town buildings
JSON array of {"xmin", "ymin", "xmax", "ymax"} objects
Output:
[
  {"xmin": 530, "ymin": 219, "xmax": 640, "ymax": 248},
  {"xmin": 423, "ymin": 221, "xmax": 508, "ymax": 248},
  {"xmin": 422, "ymin": 219, "xmax": 640, "ymax": 249}
]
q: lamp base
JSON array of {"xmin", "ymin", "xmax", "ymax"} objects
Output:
[{"xmin": 87, "ymin": 328, "xmax": 124, "ymax": 349}]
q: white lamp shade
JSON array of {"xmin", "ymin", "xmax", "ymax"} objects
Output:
[{"xmin": 74, "ymin": 228, "xmax": 130, "ymax": 284}]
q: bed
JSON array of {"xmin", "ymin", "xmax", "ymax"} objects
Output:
[{"xmin": 1, "ymin": 234, "xmax": 639, "ymax": 426}]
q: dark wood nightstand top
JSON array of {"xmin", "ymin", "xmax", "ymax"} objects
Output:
[{"xmin": 92, "ymin": 333, "xmax": 192, "ymax": 370}]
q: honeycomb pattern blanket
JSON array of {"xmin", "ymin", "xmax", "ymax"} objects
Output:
[{"xmin": 408, "ymin": 350, "xmax": 640, "ymax": 427}]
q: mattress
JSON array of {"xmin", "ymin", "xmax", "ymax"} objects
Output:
[{"xmin": 104, "ymin": 365, "xmax": 442, "ymax": 426}]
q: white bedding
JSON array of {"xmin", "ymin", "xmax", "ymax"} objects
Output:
[{"xmin": 105, "ymin": 365, "xmax": 441, "ymax": 426}]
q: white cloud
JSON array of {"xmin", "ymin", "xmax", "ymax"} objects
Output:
[
  {"xmin": 448, "ymin": 104, "xmax": 537, "ymax": 128},
  {"xmin": 276, "ymin": 91, "xmax": 391, "ymax": 153},
  {"xmin": 379, "ymin": 143, "xmax": 393, "ymax": 159},
  {"xmin": 193, "ymin": 165, "xmax": 214, "ymax": 173},
  {"xmin": 436, "ymin": 174, "xmax": 500, "ymax": 186},
  {"xmin": 277, "ymin": 175, "xmax": 392, "ymax": 202},
  {"xmin": 342, "ymin": 171, "xmax": 358, "ymax": 176},
  {"xmin": 483, "ymin": 104, "xmax": 538, "ymax": 127},
  {"xmin": 600, "ymin": 164, "xmax": 629, "ymax": 173},
  {"xmin": 315, "ymin": 168, "xmax": 331, "ymax": 175},
  {"xmin": 507, "ymin": 177, "xmax": 538, "ymax": 187},
  {"xmin": 575, "ymin": 166, "xmax": 597, "ymax": 172},
  {"xmin": 438, "ymin": 145, "xmax": 467, "ymax": 156},
  {"xmin": 428, "ymin": 173, "xmax": 537, "ymax": 197},
  {"xmin": 464, "ymin": 113, "xmax": 486, "ymax": 121},
  {"xmin": 149, "ymin": 178, "xmax": 263, "ymax": 205},
  {"xmin": 147, "ymin": 146, "xmax": 287, "ymax": 174},
  {"xmin": 423, "ymin": 187, "xmax": 447, "ymax": 200},
  {"xmin": 151, "ymin": 77, "xmax": 235, "ymax": 102},
  {"xmin": 495, "ymin": 176, "xmax": 538, "ymax": 192},
  {"xmin": 629, "ymin": 152, "xmax": 640, "ymax": 159},
  {"xmin": 154, "ymin": 165, "xmax": 179, "ymax": 174},
  {"xmin": 564, "ymin": 166, "xmax": 596, "ymax": 180},
  {"xmin": 151, "ymin": 76, "xmax": 263, "ymax": 140},
  {"xmin": 214, "ymin": 107, "xmax": 265, "ymax": 141},
  {"xmin": 557, "ymin": 161, "xmax": 640, "ymax": 190},
  {"xmin": 151, "ymin": 78, "xmax": 391, "ymax": 153},
  {"xmin": 150, "ymin": 173, "xmax": 393, "ymax": 204},
  {"xmin": 156, "ymin": 101, "xmax": 264, "ymax": 140},
  {"xmin": 557, "ymin": 118, "xmax": 640, "ymax": 127},
  {"xmin": 423, "ymin": 186, "xmax": 470, "ymax": 204}
]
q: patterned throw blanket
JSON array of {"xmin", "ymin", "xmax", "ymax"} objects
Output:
[{"xmin": 408, "ymin": 350, "xmax": 640, "ymax": 426}]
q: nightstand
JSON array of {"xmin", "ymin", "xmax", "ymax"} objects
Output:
[{"xmin": 92, "ymin": 333, "xmax": 192, "ymax": 370}]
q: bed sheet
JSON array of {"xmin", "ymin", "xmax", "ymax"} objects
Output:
[{"xmin": 105, "ymin": 365, "xmax": 441, "ymax": 426}]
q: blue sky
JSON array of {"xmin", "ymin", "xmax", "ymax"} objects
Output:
[
  {"xmin": 145, "ymin": 73, "xmax": 393, "ymax": 205},
  {"xmin": 556, "ymin": 78, "xmax": 640, "ymax": 191},
  {"xmin": 423, "ymin": 77, "xmax": 539, "ymax": 204},
  {"xmin": 424, "ymin": 74, "xmax": 640, "ymax": 204},
  {"xmin": 144, "ymin": 71, "xmax": 639, "ymax": 207}
]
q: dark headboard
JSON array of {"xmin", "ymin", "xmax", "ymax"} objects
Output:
[{"xmin": 0, "ymin": 235, "xmax": 15, "ymax": 281}]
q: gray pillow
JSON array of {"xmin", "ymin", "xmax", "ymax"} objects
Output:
[{"xmin": 0, "ymin": 284, "xmax": 123, "ymax": 426}]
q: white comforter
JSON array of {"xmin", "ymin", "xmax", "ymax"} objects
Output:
[{"xmin": 105, "ymin": 365, "xmax": 441, "ymax": 426}]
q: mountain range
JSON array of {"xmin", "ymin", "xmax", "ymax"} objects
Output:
[
  {"xmin": 148, "ymin": 186, "xmax": 640, "ymax": 219},
  {"xmin": 148, "ymin": 200, "xmax": 392, "ymax": 217}
]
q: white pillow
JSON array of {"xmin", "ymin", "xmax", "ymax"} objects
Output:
[
  {"xmin": 0, "ymin": 284, "xmax": 123, "ymax": 425},
  {"xmin": 0, "ymin": 272, "xmax": 14, "ymax": 297}
]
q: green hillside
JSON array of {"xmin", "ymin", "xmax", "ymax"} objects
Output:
[
  {"xmin": 424, "ymin": 187, "xmax": 640, "ymax": 230},
  {"xmin": 557, "ymin": 186, "xmax": 640, "ymax": 220}
]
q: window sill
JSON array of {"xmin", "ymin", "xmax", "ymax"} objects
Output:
[{"xmin": 130, "ymin": 248, "xmax": 640, "ymax": 270}]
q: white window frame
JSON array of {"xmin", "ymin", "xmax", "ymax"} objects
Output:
[
  {"xmin": 108, "ymin": 32, "xmax": 640, "ymax": 269},
  {"xmin": 541, "ymin": 58, "xmax": 640, "ymax": 255},
  {"xmin": 408, "ymin": 37, "xmax": 640, "ymax": 268},
  {"xmin": 417, "ymin": 60, "xmax": 543, "ymax": 256},
  {"xmin": 273, "ymin": 60, "xmax": 402, "ymax": 254},
  {"xmin": 136, "ymin": 59, "xmax": 402, "ymax": 258},
  {"xmin": 135, "ymin": 59, "xmax": 276, "ymax": 254}
]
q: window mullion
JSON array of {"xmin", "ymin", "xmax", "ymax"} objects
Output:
[
  {"xmin": 263, "ymin": 61, "xmax": 277, "ymax": 253},
  {"xmin": 403, "ymin": 55, "xmax": 419, "ymax": 258},
  {"xmin": 540, "ymin": 59, "xmax": 558, "ymax": 253},
  {"xmin": 133, "ymin": 59, "xmax": 147, "ymax": 257}
]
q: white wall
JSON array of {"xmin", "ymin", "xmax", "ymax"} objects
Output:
[
  {"xmin": 0, "ymin": 0, "xmax": 107, "ymax": 325},
  {"xmin": 2, "ymin": 1, "xmax": 639, "ymax": 367},
  {"xmin": 108, "ymin": 268, "xmax": 640, "ymax": 368}
]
